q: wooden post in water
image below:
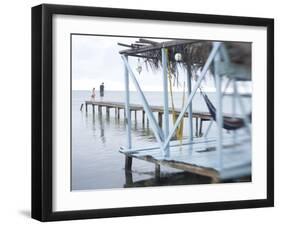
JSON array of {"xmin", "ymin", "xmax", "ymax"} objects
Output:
[
  {"xmin": 199, "ymin": 119, "xmax": 203, "ymax": 137},
  {"xmin": 142, "ymin": 110, "xmax": 145, "ymax": 125},
  {"xmin": 92, "ymin": 104, "xmax": 95, "ymax": 114},
  {"xmin": 125, "ymin": 156, "xmax": 132, "ymax": 171},
  {"xmin": 158, "ymin": 112, "xmax": 163, "ymax": 128},
  {"xmin": 135, "ymin": 110, "xmax": 137, "ymax": 121},
  {"xmin": 80, "ymin": 103, "xmax": 84, "ymax": 111},
  {"xmin": 155, "ymin": 164, "xmax": 160, "ymax": 179},
  {"xmin": 125, "ymin": 168, "xmax": 133, "ymax": 185},
  {"xmin": 98, "ymin": 106, "xmax": 102, "ymax": 114},
  {"xmin": 106, "ymin": 107, "xmax": 110, "ymax": 117},
  {"xmin": 195, "ymin": 117, "xmax": 199, "ymax": 137},
  {"xmin": 117, "ymin": 108, "xmax": 120, "ymax": 119},
  {"xmin": 85, "ymin": 103, "xmax": 88, "ymax": 113}
]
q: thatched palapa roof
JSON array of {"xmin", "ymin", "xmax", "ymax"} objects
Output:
[{"xmin": 118, "ymin": 38, "xmax": 251, "ymax": 81}]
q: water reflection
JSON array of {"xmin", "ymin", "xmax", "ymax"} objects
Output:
[
  {"xmin": 124, "ymin": 170, "xmax": 212, "ymax": 188},
  {"xmin": 98, "ymin": 111, "xmax": 105, "ymax": 143}
]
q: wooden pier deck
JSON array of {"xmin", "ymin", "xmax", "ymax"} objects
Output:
[
  {"xmin": 84, "ymin": 100, "xmax": 213, "ymax": 120},
  {"xmin": 83, "ymin": 100, "xmax": 217, "ymax": 136},
  {"xmin": 120, "ymin": 137, "xmax": 251, "ymax": 182}
]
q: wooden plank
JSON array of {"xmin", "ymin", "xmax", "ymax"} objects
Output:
[{"xmin": 120, "ymin": 139, "xmax": 251, "ymax": 181}]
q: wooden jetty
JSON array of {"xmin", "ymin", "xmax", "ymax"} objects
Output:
[
  {"xmin": 120, "ymin": 136, "xmax": 252, "ymax": 183},
  {"xmin": 83, "ymin": 100, "xmax": 220, "ymax": 136},
  {"xmin": 83, "ymin": 100, "xmax": 244, "ymax": 137}
]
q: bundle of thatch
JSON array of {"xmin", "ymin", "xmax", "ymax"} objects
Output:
[{"xmin": 118, "ymin": 38, "xmax": 251, "ymax": 81}]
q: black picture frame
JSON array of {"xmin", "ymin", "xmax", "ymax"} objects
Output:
[{"xmin": 32, "ymin": 3, "xmax": 274, "ymax": 222}]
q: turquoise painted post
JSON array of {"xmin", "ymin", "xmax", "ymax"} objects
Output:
[
  {"xmin": 124, "ymin": 55, "xmax": 131, "ymax": 150},
  {"xmin": 214, "ymin": 46, "xmax": 223, "ymax": 170},
  {"xmin": 187, "ymin": 66, "xmax": 193, "ymax": 142},
  {"xmin": 161, "ymin": 48, "xmax": 170, "ymax": 157}
]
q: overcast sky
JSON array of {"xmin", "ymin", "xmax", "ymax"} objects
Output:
[
  {"xmin": 72, "ymin": 35, "xmax": 165, "ymax": 91},
  {"xmin": 72, "ymin": 35, "xmax": 251, "ymax": 93}
]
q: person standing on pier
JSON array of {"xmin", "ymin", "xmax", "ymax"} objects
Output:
[
  {"xmin": 100, "ymin": 82, "xmax": 105, "ymax": 99},
  {"xmin": 91, "ymin": 87, "xmax": 96, "ymax": 99}
]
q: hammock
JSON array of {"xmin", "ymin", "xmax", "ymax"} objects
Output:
[{"xmin": 201, "ymin": 91, "xmax": 250, "ymax": 130}]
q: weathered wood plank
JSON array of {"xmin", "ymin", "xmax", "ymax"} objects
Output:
[{"xmin": 119, "ymin": 139, "xmax": 251, "ymax": 181}]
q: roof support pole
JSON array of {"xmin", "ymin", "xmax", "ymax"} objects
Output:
[
  {"xmin": 121, "ymin": 55, "xmax": 165, "ymax": 150},
  {"xmin": 162, "ymin": 42, "xmax": 222, "ymax": 150},
  {"xmin": 214, "ymin": 50, "xmax": 223, "ymax": 170},
  {"xmin": 187, "ymin": 65, "xmax": 193, "ymax": 142},
  {"xmin": 161, "ymin": 48, "xmax": 170, "ymax": 157},
  {"xmin": 232, "ymin": 78, "xmax": 237, "ymax": 145},
  {"xmin": 124, "ymin": 55, "xmax": 132, "ymax": 150},
  {"xmin": 235, "ymin": 80, "xmax": 252, "ymax": 135}
]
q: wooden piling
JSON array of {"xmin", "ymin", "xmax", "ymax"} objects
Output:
[
  {"xmin": 155, "ymin": 164, "xmax": 160, "ymax": 178},
  {"xmin": 125, "ymin": 156, "xmax": 132, "ymax": 170},
  {"xmin": 195, "ymin": 117, "xmax": 199, "ymax": 137},
  {"xmin": 117, "ymin": 108, "xmax": 120, "ymax": 119},
  {"xmin": 80, "ymin": 103, "xmax": 84, "ymax": 111},
  {"xmin": 158, "ymin": 112, "xmax": 163, "ymax": 128},
  {"xmin": 125, "ymin": 169, "xmax": 133, "ymax": 185},
  {"xmin": 199, "ymin": 119, "xmax": 203, "ymax": 137},
  {"xmin": 142, "ymin": 110, "xmax": 145, "ymax": 125},
  {"xmin": 106, "ymin": 107, "xmax": 110, "ymax": 117}
]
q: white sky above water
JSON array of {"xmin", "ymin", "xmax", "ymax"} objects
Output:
[{"xmin": 72, "ymin": 35, "xmax": 251, "ymax": 93}]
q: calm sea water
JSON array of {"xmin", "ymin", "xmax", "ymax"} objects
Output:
[{"xmin": 72, "ymin": 90, "xmax": 251, "ymax": 190}]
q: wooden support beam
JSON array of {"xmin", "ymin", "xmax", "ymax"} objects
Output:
[
  {"xmin": 85, "ymin": 103, "xmax": 88, "ymax": 112},
  {"xmin": 92, "ymin": 104, "xmax": 95, "ymax": 114},
  {"xmin": 137, "ymin": 38, "xmax": 160, "ymax": 45},
  {"xmin": 80, "ymin": 103, "xmax": 83, "ymax": 111},
  {"xmin": 135, "ymin": 110, "xmax": 137, "ymax": 121},
  {"xmin": 117, "ymin": 108, "xmax": 120, "ymax": 119}
]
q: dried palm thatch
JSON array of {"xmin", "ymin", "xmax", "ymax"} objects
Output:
[{"xmin": 118, "ymin": 38, "xmax": 251, "ymax": 80}]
